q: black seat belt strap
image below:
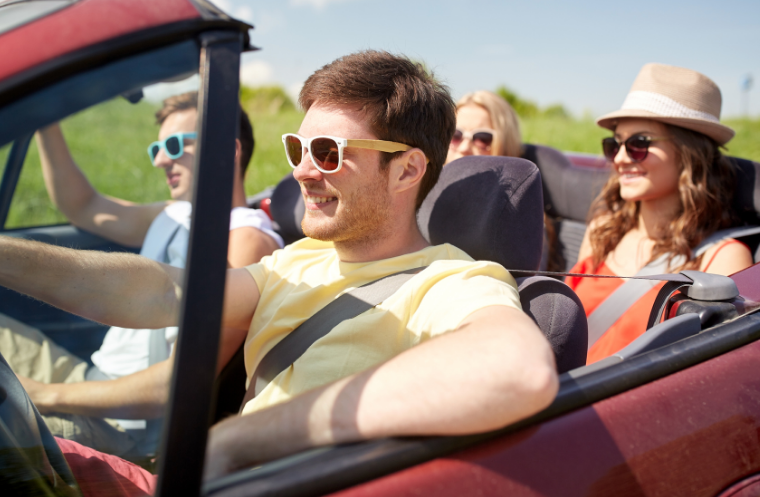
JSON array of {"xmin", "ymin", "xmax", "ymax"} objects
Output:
[{"xmin": 240, "ymin": 266, "xmax": 428, "ymax": 411}]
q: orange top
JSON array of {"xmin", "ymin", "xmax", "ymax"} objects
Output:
[{"xmin": 566, "ymin": 239, "xmax": 746, "ymax": 364}]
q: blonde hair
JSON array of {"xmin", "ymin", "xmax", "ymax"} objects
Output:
[{"xmin": 457, "ymin": 90, "xmax": 522, "ymax": 157}]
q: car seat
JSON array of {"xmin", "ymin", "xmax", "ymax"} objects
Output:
[
  {"xmin": 268, "ymin": 173, "xmax": 305, "ymax": 246},
  {"xmin": 521, "ymin": 144, "xmax": 608, "ymax": 270},
  {"xmin": 417, "ymin": 155, "xmax": 588, "ymax": 373}
]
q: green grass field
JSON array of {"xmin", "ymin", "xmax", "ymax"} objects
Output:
[{"xmin": 2, "ymin": 96, "xmax": 758, "ymax": 229}]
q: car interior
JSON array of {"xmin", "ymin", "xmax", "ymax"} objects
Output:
[
  {"xmin": 1, "ymin": 9, "xmax": 760, "ymax": 491},
  {"xmin": 205, "ymin": 150, "xmax": 760, "ymax": 496}
]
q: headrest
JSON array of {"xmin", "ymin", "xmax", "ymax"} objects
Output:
[
  {"xmin": 269, "ymin": 173, "xmax": 305, "ymax": 245},
  {"xmin": 731, "ymin": 157, "xmax": 760, "ymax": 225},
  {"xmin": 418, "ymin": 155, "xmax": 544, "ymax": 271},
  {"xmin": 521, "ymin": 144, "xmax": 608, "ymax": 222}
]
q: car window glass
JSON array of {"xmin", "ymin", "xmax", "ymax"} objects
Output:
[
  {"xmin": 5, "ymin": 97, "xmax": 169, "ymax": 229},
  {"xmin": 0, "ymin": 142, "xmax": 9, "ymax": 177},
  {"xmin": 0, "ymin": 39, "xmax": 202, "ymax": 490}
]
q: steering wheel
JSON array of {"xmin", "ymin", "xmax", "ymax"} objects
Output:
[{"xmin": 0, "ymin": 353, "xmax": 80, "ymax": 496}]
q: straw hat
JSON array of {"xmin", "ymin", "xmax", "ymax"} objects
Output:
[{"xmin": 597, "ymin": 63, "xmax": 734, "ymax": 145}]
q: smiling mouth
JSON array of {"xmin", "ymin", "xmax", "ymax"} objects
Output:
[
  {"xmin": 305, "ymin": 195, "xmax": 337, "ymax": 204},
  {"xmin": 620, "ymin": 171, "xmax": 645, "ymax": 179}
]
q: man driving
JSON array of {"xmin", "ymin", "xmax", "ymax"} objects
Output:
[{"xmin": 0, "ymin": 51, "xmax": 558, "ymax": 488}]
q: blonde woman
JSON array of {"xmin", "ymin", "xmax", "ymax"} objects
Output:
[{"xmin": 446, "ymin": 90, "xmax": 521, "ymax": 163}]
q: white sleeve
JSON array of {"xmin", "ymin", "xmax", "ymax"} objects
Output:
[{"xmin": 229, "ymin": 207, "xmax": 284, "ymax": 248}]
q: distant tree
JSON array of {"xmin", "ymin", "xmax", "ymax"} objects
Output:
[
  {"xmin": 240, "ymin": 85, "xmax": 296, "ymax": 115},
  {"xmin": 496, "ymin": 86, "xmax": 539, "ymax": 118},
  {"xmin": 495, "ymin": 86, "xmax": 570, "ymax": 119},
  {"xmin": 543, "ymin": 104, "xmax": 570, "ymax": 119}
]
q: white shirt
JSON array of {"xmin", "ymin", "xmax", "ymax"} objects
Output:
[{"xmin": 90, "ymin": 202, "xmax": 283, "ymax": 379}]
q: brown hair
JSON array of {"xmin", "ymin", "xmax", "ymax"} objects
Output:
[
  {"xmin": 155, "ymin": 91, "xmax": 255, "ymax": 177},
  {"xmin": 299, "ymin": 50, "xmax": 456, "ymax": 210},
  {"xmin": 588, "ymin": 123, "xmax": 738, "ymax": 270},
  {"xmin": 456, "ymin": 90, "xmax": 522, "ymax": 157}
]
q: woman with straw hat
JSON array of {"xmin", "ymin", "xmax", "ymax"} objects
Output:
[{"xmin": 566, "ymin": 63, "xmax": 754, "ymax": 364}]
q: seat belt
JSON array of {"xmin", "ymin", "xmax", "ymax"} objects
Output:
[
  {"xmin": 139, "ymin": 328, "xmax": 171, "ymax": 455},
  {"xmin": 586, "ymin": 254, "xmax": 671, "ymax": 350},
  {"xmin": 585, "ymin": 225, "xmax": 760, "ymax": 350},
  {"xmin": 239, "ymin": 266, "xmax": 428, "ymax": 412}
]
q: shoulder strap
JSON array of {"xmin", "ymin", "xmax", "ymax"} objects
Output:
[
  {"xmin": 586, "ymin": 255, "xmax": 672, "ymax": 350},
  {"xmin": 693, "ymin": 225, "xmax": 760, "ymax": 257},
  {"xmin": 239, "ymin": 266, "xmax": 428, "ymax": 411},
  {"xmin": 585, "ymin": 225, "xmax": 760, "ymax": 350}
]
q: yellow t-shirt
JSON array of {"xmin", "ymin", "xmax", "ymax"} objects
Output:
[{"xmin": 241, "ymin": 238, "xmax": 521, "ymax": 415}]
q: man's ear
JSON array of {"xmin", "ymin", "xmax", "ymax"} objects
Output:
[
  {"xmin": 389, "ymin": 148, "xmax": 427, "ymax": 195},
  {"xmin": 234, "ymin": 138, "xmax": 243, "ymax": 178}
]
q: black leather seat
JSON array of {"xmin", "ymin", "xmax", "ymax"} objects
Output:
[
  {"xmin": 521, "ymin": 143, "xmax": 607, "ymax": 270},
  {"xmin": 417, "ymin": 155, "xmax": 587, "ymax": 372}
]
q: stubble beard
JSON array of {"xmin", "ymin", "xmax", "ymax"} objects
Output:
[{"xmin": 301, "ymin": 171, "xmax": 393, "ymax": 248}]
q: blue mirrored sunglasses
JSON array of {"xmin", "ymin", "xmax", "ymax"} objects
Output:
[{"xmin": 147, "ymin": 132, "xmax": 197, "ymax": 164}]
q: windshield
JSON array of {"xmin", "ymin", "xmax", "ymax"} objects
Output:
[{"xmin": 0, "ymin": 39, "xmax": 200, "ymax": 495}]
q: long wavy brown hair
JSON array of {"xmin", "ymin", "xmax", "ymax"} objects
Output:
[{"xmin": 588, "ymin": 123, "xmax": 738, "ymax": 271}]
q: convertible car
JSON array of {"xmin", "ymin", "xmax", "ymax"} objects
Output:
[{"xmin": 1, "ymin": 1, "xmax": 760, "ymax": 496}]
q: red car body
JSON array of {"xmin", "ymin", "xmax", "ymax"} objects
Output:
[{"xmin": 331, "ymin": 305, "xmax": 760, "ymax": 497}]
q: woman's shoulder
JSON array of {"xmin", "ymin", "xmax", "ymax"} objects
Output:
[{"xmin": 699, "ymin": 238, "xmax": 754, "ymax": 275}]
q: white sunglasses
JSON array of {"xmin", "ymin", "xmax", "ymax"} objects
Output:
[
  {"xmin": 450, "ymin": 128, "xmax": 496, "ymax": 150},
  {"xmin": 282, "ymin": 133, "xmax": 414, "ymax": 174}
]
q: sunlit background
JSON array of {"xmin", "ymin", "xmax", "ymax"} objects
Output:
[
  {"xmin": 5, "ymin": 0, "xmax": 759, "ymax": 227},
  {"xmin": 217, "ymin": 0, "xmax": 759, "ymax": 119}
]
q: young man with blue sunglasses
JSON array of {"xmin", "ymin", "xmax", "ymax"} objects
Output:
[{"xmin": 0, "ymin": 92, "xmax": 283, "ymax": 459}]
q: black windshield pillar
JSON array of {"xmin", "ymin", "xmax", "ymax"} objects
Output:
[{"xmin": 155, "ymin": 30, "xmax": 242, "ymax": 497}]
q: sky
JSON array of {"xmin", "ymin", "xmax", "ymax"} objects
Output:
[{"xmin": 209, "ymin": 0, "xmax": 760, "ymax": 119}]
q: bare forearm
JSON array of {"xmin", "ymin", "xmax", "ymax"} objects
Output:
[
  {"xmin": 0, "ymin": 236, "xmax": 180, "ymax": 328},
  {"xmin": 205, "ymin": 306, "xmax": 558, "ymax": 478},
  {"xmin": 36, "ymin": 124, "xmax": 99, "ymax": 223},
  {"xmin": 27, "ymin": 359, "xmax": 173, "ymax": 419}
]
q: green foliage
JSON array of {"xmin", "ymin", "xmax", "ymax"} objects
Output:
[
  {"xmin": 723, "ymin": 118, "xmax": 760, "ymax": 161},
  {"xmin": 240, "ymin": 85, "xmax": 296, "ymax": 115},
  {"xmin": 244, "ymin": 108, "xmax": 304, "ymax": 194},
  {"xmin": 495, "ymin": 86, "xmax": 570, "ymax": 120},
  {"xmin": 2, "ymin": 94, "xmax": 758, "ymax": 230},
  {"xmin": 496, "ymin": 86, "xmax": 539, "ymax": 118},
  {"xmin": 521, "ymin": 116, "xmax": 608, "ymax": 153},
  {"xmin": 543, "ymin": 104, "xmax": 570, "ymax": 119},
  {"xmin": 5, "ymin": 98, "xmax": 166, "ymax": 229}
]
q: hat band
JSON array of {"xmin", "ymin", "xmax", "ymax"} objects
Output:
[{"xmin": 621, "ymin": 91, "xmax": 720, "ymax": 123}]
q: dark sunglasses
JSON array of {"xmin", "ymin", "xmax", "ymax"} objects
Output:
[
  {"xmin": 147, "ymin": 132, "xmax": 197, "ymax": 164},
  {"xmin": 282, "ymin": 134, "xmax": 414, "ymax": 174},
  {"xmin": 450, "ymin": 128, "xmax": 495, "ymax": 150},
  {"xmin": 602, "ymin": 135, "xmax": 668, "ymax": 163}
]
